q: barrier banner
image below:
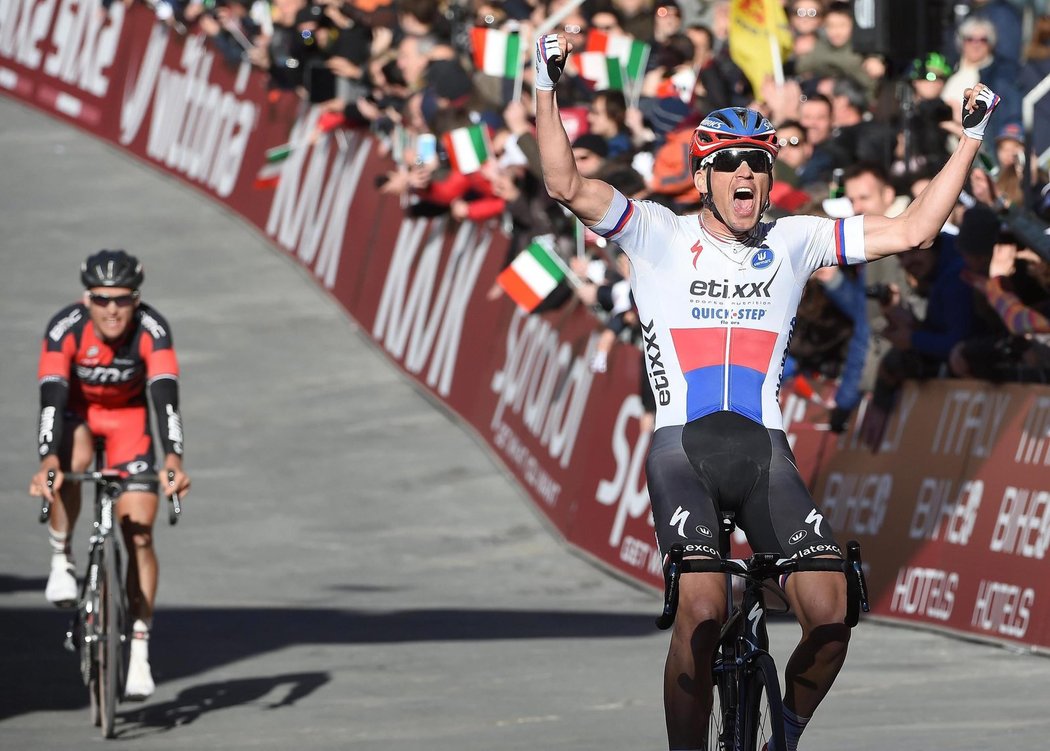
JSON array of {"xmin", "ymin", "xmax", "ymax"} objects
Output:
[
  {"xmin": 815, "ymin": 382, "xmax": 1050, "ymax": 651},
  {"xmin": 4, "ymin": 1, "xmax": 1048, "ymax": 650}
]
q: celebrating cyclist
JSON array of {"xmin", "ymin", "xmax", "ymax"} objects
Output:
[
  {"xmin": 29, "ymin": 249, "xmax": 191, "ymax": 701},
  {"xmin": 534, "ymin": 34, "xmax": 1000, "ymax": 751}
]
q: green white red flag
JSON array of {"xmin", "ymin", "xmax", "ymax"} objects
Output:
[
  {"xmin": 585, "ymin": 31, "xmax": 649, "ymax": 81},
  {"xmin": 573, "ymin": 51, "xmax": 626, "ymax": 91},
  {"xmin": 442, "ymin": 125, "xmax": 490, "ymax": 174},
  {"xmin": 471, "ymin": 27, "xmax": 522, "ymax": 78},
  {"xmin": 497, "ymin": 241, "xmax": 566, "ymax": 311}
]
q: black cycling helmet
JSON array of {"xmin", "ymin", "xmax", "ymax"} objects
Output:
[{"xmin": 80, "ymin": 249, "xmax": 144, "ymax": 289}]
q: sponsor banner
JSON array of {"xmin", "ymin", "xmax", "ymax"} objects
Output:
[
  {"xmin": 5, "ymin": 4, "xmax": 1049, "ymax": 649},
  {"xmin": 815, "ymin": 381, "xmax": 1050, "ymax": 651}
]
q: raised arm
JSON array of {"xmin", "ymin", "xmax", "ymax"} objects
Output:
[
  {"xmin": 534, "ymin": 34, "xmax": 614, "ymax": 226},
  {"xmin": 863, "ymin": 85, "xmax": 1001, "ymax": 260}
]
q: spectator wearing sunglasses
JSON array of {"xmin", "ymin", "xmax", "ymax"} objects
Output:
[
  {"xmin": 943, "ymin": 16, "xmax": 1020, "ymax": 144},
  {"xmin": 794, "ymin": 1, "xmax": 872, "ymax": 99},
  {"xmin": 535, "ymin": 29, "xmax": 1002, "ymax": 750},
  {"xmin": 30, "ymin": 249, "xmax": 191, "ymax": 702},
  {"xmin": 788, "ymin": 0, "xmax": 824, "ymax": 37}
]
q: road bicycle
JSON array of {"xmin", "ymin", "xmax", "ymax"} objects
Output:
[
  {"xmin": 39, "ymin": 439, "xmax": 180, "ymax": 739},
  {"xmin": 656, "ymin": 514, "xmax": 869, "ymax": 751}
]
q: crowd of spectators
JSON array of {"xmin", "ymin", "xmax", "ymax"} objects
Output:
[{"xmin": 150, "ymin": 0, "xmax": 1050, "ymax": 436}]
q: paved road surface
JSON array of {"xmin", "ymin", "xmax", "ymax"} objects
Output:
[{"xmin": 1, "ymin": 96, "xmax": 1048, "ymax": 750}]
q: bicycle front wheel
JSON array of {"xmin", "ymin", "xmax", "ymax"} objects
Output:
[
  {"xmin": 97, "ymin": 535, "xmax": 122, "ymax": 739},
  {"xmin": 741, "ymin": 652, "xmax": 785, "ymax": 751},
  {"xmin": 707, "ymin": 663, "xmax": 736, "ymax": 751}
]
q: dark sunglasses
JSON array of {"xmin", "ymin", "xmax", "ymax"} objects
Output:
[
  {"xmin": 963, "ymin": 36, "xmax": 989, "ymax": 44},
  {"xmin": 710, "ymin": 149, "xmax": 772, "ymax": 173},
  {"xmin": 89, "ymin": 292, "xmax": 138, "ymax": 307}
]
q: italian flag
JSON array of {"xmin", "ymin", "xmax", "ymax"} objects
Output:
[
  {"xmin": 442, "ymin": 125, "xmax": 490, "ymax": 174},
  {"xmin": 254, "ymin": 161, "xmax": 282, "ymax": 190},
  {"xmin": 497, "ymin": 241, "xmax": 566, "ymax": 311},
  {"xmin": 265, "ymin": 143, "xmax": 293, "ymax": 163},
  {"xmin": 573, "ymin": 51, "xmax": 625, "ymax": 91},
  {"xmin": 471, "ymin": 27, "xmax": 521, "ymax": 78},
  {"xmin": 585, "ymin": 31, "xmax": 649, "ymax": 81}
]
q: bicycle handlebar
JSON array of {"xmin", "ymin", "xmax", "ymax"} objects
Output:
[
  {"xmin": 656, "ymin": 540, "xmax": 870, "ymax": 630},
  {"xmin": 39, "ymin": 469, "xmax": 183, "ymax": 526}
]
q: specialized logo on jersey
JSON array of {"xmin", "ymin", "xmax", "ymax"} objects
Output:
[
  {"xmin": 690, "ymin": 239, "xmax": 704, "ymax": 269},
  {"xmin": 751, "ymin": 247, "xmax": 775, "ymax": 269}
]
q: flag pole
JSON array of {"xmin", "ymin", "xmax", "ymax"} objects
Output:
[
  {"xmin": 512, "ymin": 54, "xmax": 525, "ymax": 103},
  {"xmin": 767, "ymin": 31, "xmax": 784, "ymax": 89},
  {"xmin": 630, "ymin": 44, "xmax": 650, "ymax": 110}
]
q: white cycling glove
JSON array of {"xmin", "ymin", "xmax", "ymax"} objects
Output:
[
  {"xmin": 961, "ymin": 87, "xmax": 1002, "ymax": 141},
  {"xmin": 534, "ymin": 33, "xmax": 565, "ymax": 92}
]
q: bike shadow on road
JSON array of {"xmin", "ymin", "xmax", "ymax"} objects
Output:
[
  {"xmin": 0, "ymin": 604, "xmax": 655, "ymax": 723},
  {"xmin": 114, "ymin": 671, "xmax": 330, "ymax": 739}
]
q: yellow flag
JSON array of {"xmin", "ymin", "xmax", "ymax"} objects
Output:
[{"xmin": 728, "ymin": 0, "xmax": 793, "ymax": 98}]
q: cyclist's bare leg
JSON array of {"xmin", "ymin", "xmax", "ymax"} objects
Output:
[
  {"xmin": 48, "ymin": 424, "xmax": 95, "ymax": 547},
  {"xmin": 665, "ymin": 569, "xmax": 727, "ymax": 750},
  {"xmin": 117, "ymin": 490, "xmax": 159, "ymax": 622},
  {"xmin": 782, "ymin": 561, "xmax": 850, "ymax": 719}
]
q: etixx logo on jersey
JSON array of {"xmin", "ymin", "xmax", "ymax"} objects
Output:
[{"xmin": 751, "ymin": 247, "xmax": 775, "ymax": 270}]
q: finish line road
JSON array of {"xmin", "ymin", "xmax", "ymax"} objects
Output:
[{"xmin": 1, "ymin": 95, "xmax": 1048, "ymax": 750}]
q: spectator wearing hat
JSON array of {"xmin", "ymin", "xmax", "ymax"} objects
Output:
[
  {"xmin": 571, "ymin": 134, "xmax": 609, "ymax": 178},
  {"xmin": 894, "ymin": 53, "xmax": 956, "ymax": 181}
]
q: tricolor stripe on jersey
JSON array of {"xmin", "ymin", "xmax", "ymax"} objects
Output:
[
  {"xmin": 834, "ymin": 219, "xmax": 847, "ymax": 266},
  {"xmin": 670, "ymin": 328, "xmax": 779, "ymax": 424},
  {"xmin": 590, "ymin": 190, "xmax": 634, "ymax": 240}
]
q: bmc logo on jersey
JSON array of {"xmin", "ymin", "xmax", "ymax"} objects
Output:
[
  {"xmin": 751, "ymin": 247, "xmax": 775, "ymax": 269},
  {"xmin": 75, "ymin": 365, "xmax": 137, "ymax": 384}
]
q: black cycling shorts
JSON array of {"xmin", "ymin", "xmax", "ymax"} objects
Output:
[{"xmin": 646, "ymin": 411, "xmax": 840, "ymax": 559}]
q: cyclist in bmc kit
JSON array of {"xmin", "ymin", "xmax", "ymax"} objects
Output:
[
  {"xmin": 29, "ymin": 250, "xmax": 191, "ymax": 701},
  {"xmin": 534, "ymin": 34, "xmax": 1000, "ymax": 751}
]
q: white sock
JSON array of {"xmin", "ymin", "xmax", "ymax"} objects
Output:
[
  {"xmin": 48, "ymin": 527, "xmax": 70, "ymax": 557},
  {"xmin": 131, "ymin": 619, "xmax": 151, "ymax": 660},
  {"xmin": 780, "ymin": 706, "xmax": 810, "ymax": 751}
]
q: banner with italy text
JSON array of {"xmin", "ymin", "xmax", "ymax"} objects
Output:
[{"xmin": 728, "ymin": 0, "xmax": 793, "ymax": 96}]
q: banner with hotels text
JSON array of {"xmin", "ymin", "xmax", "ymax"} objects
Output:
[{"xmin": 3, "ymin": 0, "xmax": 1048, "ymax": 652}]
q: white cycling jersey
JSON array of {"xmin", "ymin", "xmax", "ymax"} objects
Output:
[{"xmin": 591, "ymin": 188, "xmax": 868, "ymax": 431}]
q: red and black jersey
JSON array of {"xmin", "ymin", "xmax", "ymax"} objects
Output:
[{"xmin": 37, "ymin": 302, "xmax": 183, "ymax": 460}]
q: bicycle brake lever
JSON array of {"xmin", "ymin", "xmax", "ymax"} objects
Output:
[
  {"xmin": 39, "ymin": 470, "xmax": 55, "ymax": 524},
  {"xmin": 167, "ymin": 470, "xmax": 181, "ymax": 526}
]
